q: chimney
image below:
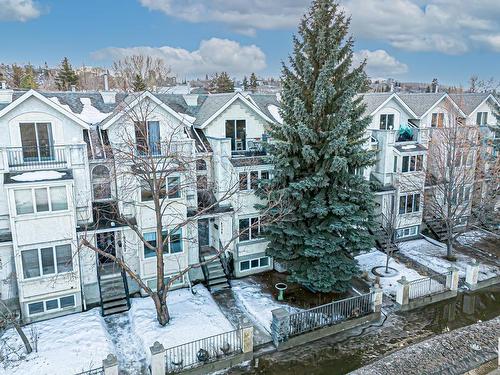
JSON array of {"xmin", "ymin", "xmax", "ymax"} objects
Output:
[
  {"xmin": 0, "ymin": 81, "xmax": 14, "ymax": 104},
  {"xmin": 103, "ymin": 72, "xmax": 109, "ymax": 91},
  {"xmin": 390, "ymin": 83, "xmax": 394, "ymax": 92},
  {"xmin": 183, "ymin": 94, "xmax": 199, "ymax": 106},
  {"xmin": 435, "ymin": 84, "xmax": 439, "ymax": 93}
]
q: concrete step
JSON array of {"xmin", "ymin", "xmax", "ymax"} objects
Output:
[
  {"xmin": 206, "ymin": 261, "xmax": 223, "ymax": 269},
  {"xmin": 103, "ymin": 299, "xmax": 128, "ymax": 309},
  {"xmin": 208, "ymin": 277, "xmax": 229, "ymax": 286},
  {"xmin": 102, "ymin": 291, "xmax": 127, "ymax": 302},
  {"xmin": 103, "ymin": 304, "xmax": 129, "ymax": 316},
  {"xmin": 208, "ymin": 269, "xmax": 226, "ymax": 279},
  {"xmin": 210, "ymin": 283, "xmax": 231, "ymax": 293}
]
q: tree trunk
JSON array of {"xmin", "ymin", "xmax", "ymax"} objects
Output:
[
  {"xmin": 446, "ymin": 239, "xmax": 453, "ymax": 259},
  {"xmin": 14, "ymin": 323, "xmax": 32, "ymax": 354},
  {"xmin": 385, "ymin": 253, "xmax": 390, "ymax": 273},
  {"xmin": 153, "ymin": 295, "xmax": 170, "ymax": 326}
]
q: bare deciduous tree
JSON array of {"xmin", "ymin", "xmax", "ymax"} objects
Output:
[
  {"xmin": 79, "ymin": 92, "xmax": 287, "ymax": 325},
  {"xmin": 112, "ymin": 55, "xmax": 172, "ymax": 91}
]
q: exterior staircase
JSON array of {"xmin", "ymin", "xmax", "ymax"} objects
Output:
[
  {"xmin": 200, "ymin": 246, "xmax": 231, "ymax": 293},
  {"xmin": 97, "ymin": 267, "xmax": 131, "ymax": 316},
  {"xmin": 424, "ymin": 217, "xmax": 448, "ymax": 241},
  {"xmin": 371, "ymin": 226, "xmax": 399, "ymax": 253}
]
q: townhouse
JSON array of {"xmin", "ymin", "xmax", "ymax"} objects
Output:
[{"xmin": 0, "ymin": 81, "xmax": 497, "ymax": 323}]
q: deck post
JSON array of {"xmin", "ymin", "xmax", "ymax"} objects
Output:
[
  {"xmin": 242, "ymin": 326, "xmax": 254, "ymax": 353},
  {"xmin": 102, "ymin": 354, "xmax": 118, "ymax": 375},
  {"xmin": 465, "ymin": 260, "xmax": 479, "ymax": 290},
  {"xmin": 396, "ymin": 276, "xmax": 410, "ymax": 306},
  {"xmin": 150, "ymin": 341, "xmax": 166, "ymax": 375},
  {"xmin": 446, "ymin": 267, "xmax": 459, "ymax": 291},
  {"xmin": 271, "ymin": 308, "xmax": 290, "ymax": 346},
  {"xmin": 370, "ymin": 284, "xmax": 383, "ymax": 312}
]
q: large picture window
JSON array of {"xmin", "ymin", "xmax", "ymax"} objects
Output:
[
  {"xmin": 14, "ymin": 186, "xmax": 68, "ymax": 215},
  {"xmin": 239, "ymin": 216, "xmax": 263, "ymax": 242},
  {"xmin": 399, "ymin": 193, "xmax": 420, "ymax": 214},
  {"xmin": 21, "ymin": 244, "xmax": 73, "ymax": 279},
  {"xmin": 401, "ymin": 155, "xmax": 424, "ymax": 173},
  {"xmin": 141, "ymin": 176, "xmax": 181, "ymax": 201}
]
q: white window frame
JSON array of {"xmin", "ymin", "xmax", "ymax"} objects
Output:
[
  {"xmin": 238, "ymin": 170, "xmax": 270, "ymax": 191},
  {"xmin": 431, "ymin": 112, "xmax": 444, "ymax": 128},
  {"xmin": 140, "ymin": 175, "xmax": 181, "ymax": 202},
  {"xmin": 396, "ymin": 226, "xmax": 418, "ymax": 239},
  {"xmin": 238, "ymin": 216, "xmax": 263, "ymax": 242},
  {"xmin": 14, "ymin": 185, "xmax": 69, "ymax": 216},
  {"xmin": 27, "ymin": 294, "xmax": 76, "ymax": 317},
  {"xmin": 21, "ymin": 243, "xmax": 74, "ymax": 280},
  {"xmin": 399, "ymin": 193, "xmax": 421, "ymax": 215},
  {"xmin": 239, "ymin": 256, "xmax": 270, "ymax": 272},
  {"xmin": 401, "ymin": 154, "xmax": 424, "ymax": 173},
  {"xmin": 142, "ymin": 228, "xmax": 183, "ymax": 259},
  {"xmin": 379, "ymin": 114, "xmax": 394, "ymax": 130},
  {"xmin": 476, "ymin": 112, "xmax": 488, "ymax": 126}
]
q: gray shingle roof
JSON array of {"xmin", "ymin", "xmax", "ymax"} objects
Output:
[
  {"xmin": 193, "ymin": 93, "xmax": 236, "ymax": 126},
  {"xmin": 357, "ymin": 93, "xmax": 393, "ymax": 115},
  {"xmin": 449, "ymin": 93, "xmax": 491, "ymax": 115},
  {"xmin": 250, "ymin": 94, "xmax": 281, "ymax": 122},
  {"xmin": 397, "ymin": 93, "xmax": 446, "ymax": 117}
]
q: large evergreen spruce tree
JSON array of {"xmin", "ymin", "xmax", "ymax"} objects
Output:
[
  {"xmin": 55, "ymin": 57, "xmax": 78, "ymax": 91},
  {"xmin": 263, "ymin": 0, "xmax": 375, "ymax": 292}
]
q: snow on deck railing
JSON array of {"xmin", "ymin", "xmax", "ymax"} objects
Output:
[
  {"xmin": 408, "ymin": 271, "xmax": 450, "ymax": 300},
  {"xmin": 164, "ymin": 328, "xmax": 243, "ymax": 374}
]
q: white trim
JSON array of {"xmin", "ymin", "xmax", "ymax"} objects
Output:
[
  {"xmin": 239, "ymin": 256, "xmax": 271, "ymax": 272},
  {"xmin": 369, "ymin": 93, "xmax": 418, "ymax": 119},
  {"xmin": 420, "ymin": 93, "xmax": 466, "ymax": 120},
  {"xmin": 26, "ymin": 293, "xmax": 76, "ymax": 317},
  {"xmin": 100, "ymin": 91, "xmax": 194, "ymax": 130},
  {"xmin": 198, "ymin": 92, "xmax": 274, "ymax": 129},
  {"xmin": 467, "ymin": 94, "xmax": 500, "ymax": 116},
  {"xmin": 0, "ymin": 90, "xmax": 89, "ymax": 129}
]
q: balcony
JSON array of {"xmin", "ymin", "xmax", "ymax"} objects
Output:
[
  {"xmin": 5, "ymin": 146, "xmax": 68, "ymax": 171},
  {"xmin": 395, "ymin": 127, "xmax": 419, "ymax": 143},
  {"xmin": 231, "ymin": 137, "xmax": 269, "ymax": 157}
]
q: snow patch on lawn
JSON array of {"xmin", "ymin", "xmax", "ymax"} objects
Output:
[
  {"xmin": 128, "ymin": 285, "xmax": 233, "ymax": 361},
  {"xmin": 399, "ymin": 238, "xmax": 498, "ymax": 281},
  {"xmin": 356, "ymin": 249, "xmax": 427, "ymax": 297},
  {"xmin": 0, "ymin": 308, "xmax": 113, "ymax": 375},
  {"xmin": 456, "ymin": 230, "xmax": 489, "ymax": 246},
  {"xmin": 231, "ymin": 279, "xmax": 299, "ymax": 333},
  {"xmin": 11, "ymin": 171, "xmax": 66, "ymax": 182}
]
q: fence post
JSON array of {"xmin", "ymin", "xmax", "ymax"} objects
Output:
[
  {"xmin": 150, "ymin": 341, "xmax": 166, "ymax": 375},
  {"xmin": 370, "ymin": 285, "xmax": 383, "ymax": 313},
  {"xmin": 465, "ymin": 260, "xmax": 479, "ymax": 290},
  {"xmin": 242, "ymin": 326, "xmax": 254, "ymax": 353},
  {"xmin": 396, "ymin": 276, "xmax": 410, "ymax": 306},
  {"xmin": 446, "ymin": 267, "xmax": 459, "ymax": 291},
  {"xmin": 102, "ymin": 354, "xmax": 118, "ymax": 375},
  {"xmin": 271, "ymin": 308, "xmax": 290, "ymax": 347}
]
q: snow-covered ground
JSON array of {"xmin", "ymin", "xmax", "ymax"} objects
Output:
[
  {"xmin": 455, "ymin": 230, "xmax": 489, "ymax": 246},
  {"xmin": 0, "ymin": 308, "xmax": 113, "ymax": 375},
  {"xmin": 399, "ymin": 238, "xmax": 499, "ymax": 281},
  {"xmin": 356, "ymin": 249, "xmax": 429, "ymax": 297},
  {"xmin": 231, "ymin": 279, "xmax": 299, "ymax": 333},
  {"xmin": 128, "ymin": 284, "xmax": 233, "ymax": 361}
]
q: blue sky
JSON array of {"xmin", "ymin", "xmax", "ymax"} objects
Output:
[{"xmin": 1, "ymin": 0, "xmax": 499, "ymax": 86}]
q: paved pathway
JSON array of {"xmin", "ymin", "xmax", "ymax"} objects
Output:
[
  {"xmin": 351, "ymin": 316, "xmax": 500, "ymax": 375},
  {"xmin": 212, "ymin": 289, "xmax": 273, "ymax": 347},
  {"xmin": 104, "ymin": 312, "xmax": 149, "ymax": 375}
]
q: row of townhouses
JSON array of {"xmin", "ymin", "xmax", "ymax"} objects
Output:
[{"xmin": 0, "ymin": 82, "xmax": 497, "ymax": 323}]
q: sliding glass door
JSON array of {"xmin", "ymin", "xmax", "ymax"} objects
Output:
[{"xmin": 20, "ymin": 122, "xmax": 53, "ymax": 161}]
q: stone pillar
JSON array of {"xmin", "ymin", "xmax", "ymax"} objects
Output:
[
  {"xmin": 462, "ymin": 293, "xmax": 476, "ymax": 315},
  {"xmin": 103, "ymin": 354, "xmax": 118, "ymax": 375},
  {"xmin": 150, "ymin": 341, "xmax": 166, "ymax": 375},
  {"xmin": 396, "ymin": 276, "xmax": 410, "ymax": 306},
  {"xmin": 465, "ymin": 260, "xmax": 479, "ymax": 289},
  {"xmin": 242, "ymin": 326, "xmax": 254, "ymax": 353},
  {"xmin": 271, "ymin": 308, "xmax": 290, "ymax": 347},
  {"xmin": 446, "ymin": 267, "xmax": 459, "ymax": 291},
  {"xmin": 370, "ymin": 284, "xmax": 383, "ymax": 312}
]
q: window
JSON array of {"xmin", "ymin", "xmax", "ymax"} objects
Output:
[
  {"xmin": 401, "ymin": 155, "xmax": 424, "ymax": 173},
  {"xmin": 167, "ymin": 177, "xmax": 180, "ymax": 199},
  {"xmin": 15, "ymin": 189, "xmax": 34, "ymax": 215},
  {"xmin": 399, "ymin": 193, "xmax": 420, "ymax": 214},
  {"xmin": 143, "ymin": 228, "xmax": 183, "ymax": 258},
  {"xmin": 393, "ymin": 156, "xmax": 398, "ymax": 173},
  {"xmin": 50, "ymin": 187, "xmax": 68, "ymax": 211},
  {"xmin": 250, "ymin": 171, "xmax": 258, "ymax": 190},
  {"xmin": 239, "ymin": 257, "xmax": 271, "ymax": 272},
  {"xmin": 396, "ymin": 226, "xmax": 418, "ymax": 239},
  {"xmin": 35, "ymin": 188, "xmax": 49, "ymax": 212},
  {"xmin": 20, "ymin": 122, "xmax": 53, "ymax": 161},
  {"xmin": 379, "ymin": 114, "xmax": 394, "ymax": 130},
  {"xmin": 239, "ymin": 217, "xmax": 262, "ymax": 242},
  {"xmin": 21, "ymin": 244, "xmax": 73, "ymax": 279},
  {"xmin": 431, "ymin": 113, "xmax": 444, "ymax": 128},
  {"xmin": 92, "ymin": 165, "xmax": 112, "ymax": 200},
  {"xmin": 226, "ymin": 120, "xmax": 246, "ymax": 151},
  {"xmin": 261, "ymin": 171, "xmax": 269, "ymax": 180},
  {"xmin": 452, "ymin": 186, "xmax": 471, "ymax": 205},
  {"xmin": 135, "ymin": 121, "xmax": 161, "ymax": 155},
  {"xmin": 146, "ymin": 275, "xmax": 184, "ymax": 291},
  {"xmin": 238, "ymin": 170, "xmax": 269, "ymax": 191},
  {"xmin": 27, "ymin": 294, "xmax": 76, "ymax": 316},
  {"xmin": 476, "ymin": 112, "xmax": 488, "ymax": 125},
  {"xmin": 239, "ymin": 172, "xmax": 248, "ymax": 190},
  {"xmin": 141, "ymin": 177, "xmax": 180, "ymax": 201}
]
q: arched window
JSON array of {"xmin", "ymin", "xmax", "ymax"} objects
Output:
[{"xmin": 92, "ymin": 165, "xmax": 112, "ymax": 200}]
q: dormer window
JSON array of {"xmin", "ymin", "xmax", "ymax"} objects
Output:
[
  {"xmin": 225, "ymin": 120, "xmax": 246, "ymax": 151},
  {"xmin": 379, "ymin": 114, "xmax": 394, "ymax": 130},
  {"xmin": 476, "ymin": 112, "xmax": 488, "ymax": 125},
  {"xmin": 431, "ymin": 113, "xmax": 444, "ymax": 128},
  {"xmin": 20, "ymin": 122, "xmax": 53, "ymax": 161}
]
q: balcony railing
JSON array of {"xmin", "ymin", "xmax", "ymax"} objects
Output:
[
  {"xmin": 231, "ymin": 137, "xmax": 269, "ymax": 157},
  {"xmin": 395, "ymin": 127, "xmax": 419, "ymax": 143},
  {"xmin": 6, "ymin": 146, "xmax": 68, "ymax": 171}
]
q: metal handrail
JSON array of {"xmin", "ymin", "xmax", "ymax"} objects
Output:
[
  {"xmin": 95, "ymin": 256, "xmax": 104, "ymax": 317},
  {"xmin": 121, "ymin": 268, "xmax": 131, "ymax": 309}
]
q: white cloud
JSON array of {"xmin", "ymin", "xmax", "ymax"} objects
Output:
[
  {"xmin": 139, "ymin": 0, "xmax": 305, "ymax": 36},
  {"xmin": 470, "ymin": 34, "xmax": 500, "ymax": 52},
  {"xmin": 138, "ymin": 1, "xmax": 500, "ymax": 55},
  {"xmin": 354, "ymin": 49, "xmax": 409, "ymax": 77},
  {"xmin": 91, "ymin": 38, "xmax": 267, "ymax": 77},
  {"xmin": 0, "ymin": 0, "xmax": 41, "ymax": 21}
]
